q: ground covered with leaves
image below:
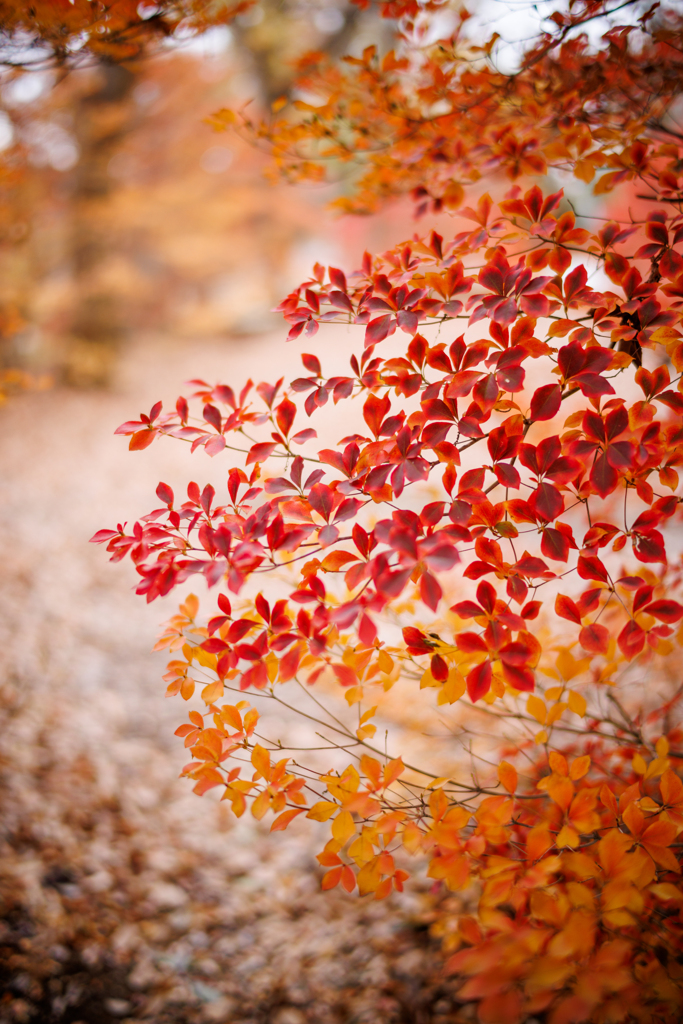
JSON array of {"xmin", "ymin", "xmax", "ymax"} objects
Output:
[{"xmin": 0, "ymin": 334, "xmax": 459, "ymax": 1024}]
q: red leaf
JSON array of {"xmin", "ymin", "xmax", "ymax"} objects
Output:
[
  {"xmin": 246, "ymin": 442, "xmax": 277, "ymax": 465},
  {"xmin": 590, "ymin": 453, "xmax": 618, "ymax": 498},
  {"xmin": 420, "ymin": 571, "xmax": 443, "ymax": 611},
  {"xmin": 365, "ymin": 314, "xmax": 396, "ymax": 345},
  {"xmin": 115, "ymin": 419, "xmax": 144, "ymax": 435},
  {"xmin": 642, "ymin": 600, "xmax": 683, "ymax": 624},
  {"xmin": 476, "ymin": 580, "xmax": 496, "ymax": 614},
  {"xmin": 579, "ymin": 623, "xmax": 610, "ymax": 654},
  {"xmin": 541, "ymin": 527, "xmax": 570, "ymax": 562},
  {"xmin": 633, "ymin": 529, "xmax": 666, "ymax": 563},
  {"xmin": 501, "ymin": 663, "xmax": 535, "ymax": 692},
  {"xmin": 618, "ymin": 620, "xmax": 645, "ymax": 660},
  {"xmin": 466, "ymin": 660, "xmax": 492, "ymax": 702},
  {"xmin": 363, "ymin": 392, "xmax": 391, "ymax": 438},
  {"xmin": 514, "ymin": 552, "xmax": 549, "ymax": 577},
  {"xmin": 555, "ymin": 594, "xmax": 582, "ymax": 625},
  {"xmin": 89, "ymin": 529, "xmax": 119, "ymax": 543},
  {"xmin": 455, "ymin": 632, "xmax": 488, "ymax": 654},
  {"xmin": 430, "ymin": 654, "xmax": 448, "ymax": 681},
  {"xmin": 493, "ymin": 462, "xmax": 521, "ymax": 489},
  {"xmin": 129, "ymin": 428, "xmax": 157, "ymax": 451},
  {"xmin": 302, "ymin": 352, "xmax": 322, "ymax": 376},
  {"xmin": 358, "ymin": 613, "xmax": 377, "ymax": 646},
  {"xmin": 577, "ymin": 553, "xmax": 609, "ymax": 583},
  {"xmin": 529, "ymin": 384, "xmax": 561, "ymax": 421},
  {"xmin": 403, "ymin": 627, "xmax": 434, "ymax": 654},
  {"xmin": 451, "ymin": 600, "xmax": 482, "ymax": 619},
  {"xmin": 529, "ymin": 482, "xmax": 564, "ymax": 522}
]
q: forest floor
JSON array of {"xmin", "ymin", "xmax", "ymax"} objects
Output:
[{"xmin": 0, "ymin": 333, "xmax": 464, "ymax": 1024}]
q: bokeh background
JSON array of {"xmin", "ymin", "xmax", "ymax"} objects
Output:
[{"xmin": 0, "ymin": 7, "xmax": 461, "ymax": 1023}]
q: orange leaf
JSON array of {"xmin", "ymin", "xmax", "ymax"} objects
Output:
[
  {"xmin": 320, "ymin": 550, "xmax": 360, "ymax": 571},
  {"xmin": 383, "ymin": 757, "xmax": 404, "ymax": 788},
  {"xmin": 497, "ymin": 760, "xmax": 518, "ymax": 794},
  {"xmin": 129, "ymin": 428, "xmax": 157, "ymax": 451},
  {"xmin": 526, "ymin": 824, "xmax": 553, "ymax": 861},
  {"xmin": 569, "ymin": 755, "xmax": 590, "ymax": 780},
  {"xmin": 271, "ymin": 808, "xmax": 304, "ymax": 831},
  {"xmin": 321, "ymin": 866, "xmax": 342, "ymax": 890},
  {"xmin": 251, "ymin": 743, "xmax": 271, "ymax": 780},
  {"xmin": 549, "ymin": 751, "xmax": 568, "ymax": 776}
]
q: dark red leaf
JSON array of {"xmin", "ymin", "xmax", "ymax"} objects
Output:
[
  {"xmin": 420, "ymin": 572, "xmax": 443, "ymax": 611},
  {"xmin": 577, "ymin": 553, "xmax": 609, "ymax": 583},
  {"xmin": 618, "ymin": 620, "xmax": 646, "ymax": 660},
  {"xmin": 529, "ymin": 384, "xmax": 561, "ymax": 422},
  {"xmin": 541, "ymin": 527, "xmax": 570, "ymax": 562},
  {"xmin": 642, "ymin": 600, "xmax": 683, "ymax": 624},
  {"xmin": 555, "ymin": 594, "xmax": 582, "ymax": 624},
  {"xmin": 451, "ymin": 600, "xmax": 483, "ymax": 619}
]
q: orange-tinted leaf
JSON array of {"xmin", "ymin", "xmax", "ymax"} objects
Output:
[
  {"xmin": 497, "ymin": 760, "xmax": 518, "ymax": 794},
  {"xmin": 271, "ymin": 808, "xmax": 305, "ymax": 831}
]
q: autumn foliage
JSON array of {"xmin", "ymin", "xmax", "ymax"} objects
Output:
[
  {"xmin": 0, "ymin": 0, "xmax": 252, "ymax": 67},
  {"xmin": 90, "ymin": 2, "xmax": 683, "ymax": 1022}
]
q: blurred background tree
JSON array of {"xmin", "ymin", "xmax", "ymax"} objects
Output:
[{"xmin": 0, "ymin": 0, "xmax": 394, "ymax": 385}]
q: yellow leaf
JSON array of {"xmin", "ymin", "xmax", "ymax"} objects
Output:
[
  {"xmin": 645, "ymin": 756, "xmax": 670, "ymax": 781},
  {"xmin": 332, "ymin": 810, "xmax": 356, "ymax": 845},
  {"xmin": 547, "ymin": 702, "xmax": 567, "ymax": 725},
  {"xmin": 556, "ymin": 649, "xmax": 579, "ymax": 681},
  {"xmin": 545, "ymin": 686, "xmax": 564, "ymax": 701},
  {"xmin": 527, "ymin": 694, "xmax": 547, "ymax": 724},
  {"xmin": 345, "ymin": 686, "xmax": 363, "ymax": 705},
  {"xmin": 306, "ymin": 801, "xmax": 338, "ymax": 822},
  {"xmin": 265, "ymin": 653, "xmax": 278, "ymax": 683},
  {"xmin": 402, "ymin": 820, "xmax": 424, "ymax": 854},
  {"xmin": 632, "ymin": 753, "xmax": 648, "ymax": 776},
  {"xmin": 420, "ymin": 668, "xmax": 440, "ymax": 688},
  {"xmin": 377, "ymin": 649, "xmax": 394, "ymax": 674},
  {"xmin": 437, "ymin": 669, "xmax": 466, "ymax": 705},
  {"xmin": 181, "ymin": 594, "xmax": 199, "ymax": 619},
  {"xmin": 251, "ymin": 744, "xmax": 271, "ymax": 780},
  {"xmin": 567, "ymin": 690, "xmax": 587, "ymax": 717},
  {"xmin": 535, "ymin": 730, "xmax": 548, "ymax": 744},
  {"xmin": 251, "ymin": 789, "xmax": 270, "ymax": 820},
  {"xmin": 195, "ymin": 647, "xmax": 217, "ymax": 669},
  {"xmin": 222, "ymin": 787, "xmax": 246, "ymax": 817},
  {"xmin": 656, "ymin": 736, "xmax": 670, "ymax": 758}
]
